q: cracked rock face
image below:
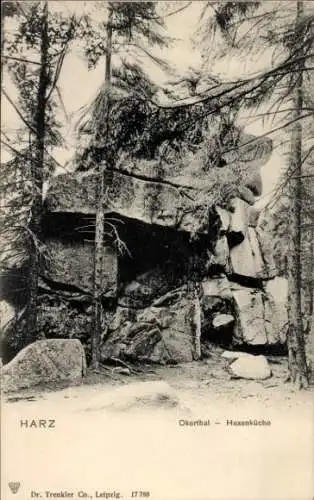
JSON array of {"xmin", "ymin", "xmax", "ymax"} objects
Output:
[
  {"xmin": 232, "ymin": 286, "xmax": 282, "ymax": 346},
  {"xmin": 3, "ymin": 132, "xmax": 285, "ymax": 365},
  {"xmin": 43, "ymin": 238, "xmax": 117, "ymax": 297},
  {"xmin": 101, "ymin": 286, "xmax": 201, "ymax": 365},
  {"xmin": 45, "ymin": 131, "xmax": 271, "ymax": 236},
  {"xmin": 45, "ymin": 167, "xmax": 266, "ymax": 236},
  {"xmin": 34, "ymin": 190, "xmax": 285, "ymax": 363}
]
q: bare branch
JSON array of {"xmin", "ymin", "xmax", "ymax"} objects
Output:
[
  {"xmin": 56, "ymin": 85, "xmax": 69, "ymax": 122},
  {"xmin": 2, "ymin": 54, "xmax": 41, "ymax": 66}
]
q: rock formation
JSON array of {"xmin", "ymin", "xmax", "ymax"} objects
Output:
[
  {"xmin": 1, "ymin": 339, "xmax": 86, "ymax": 392},
  {"xmin": 223, "ymin": 351, "xmax": 272, "ymax": 380},
  {"xmin": 1, "ymin": 131, "xmax": 287, "ymax": 365}
]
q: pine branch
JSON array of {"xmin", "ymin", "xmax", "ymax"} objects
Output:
[
  {"xmin": 2, "ymin": 55, "xmax": 41, "ymax": 66},
  {"xmin": 156, "ymin": 2, "xmax": 193, "ymax": 20},
  {"xmin": 1, "ymin": 137, "xmax": 64, "ymax": 172},
  {"xmin": 225, "ymin": 113, "xmax": 312, "ymax": 156},
  {"xmin": 2, "ymin": 88, "xmax": 38, "ymax": 136},
  {"xmin": 302, "ymin": 145, "xmax": 314, "ymax": 164},
  {"xmin": 2, "ymin": 90, "xmax": 66, "ymax": 170},
  {"xmin": 157, "ymin": 52, "xmax": 313, "ymax": 110},
  {"xmin": 291, "ymin": 174, "xmax": 314, "ymax": 178},
  {"xmin": 1, "ymin": 138, "xmax": 27, "ymax": 158},
  {"xmin": 125, "ymin": 42, "xmax": 171, "ymax": 71},
  {"xmin": 45, "ymin": 44, "xmax": 68, "ymax": 103},
  {"xmin": 45, "ymin": 16, "xmax": 78, "ymax": 103}
]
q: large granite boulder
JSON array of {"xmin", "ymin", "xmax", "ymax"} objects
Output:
[
  {"xmin": 232, "ymin": 285, "xmax": 283, "ymax": 345},
  {"xmin": 228, "ymin": 354, "xmax": 272, "ymax": 380},
  {"xmin": 43, "ymin": 238, "xmax": 117, "ymax": 296},
  {"xmin": 102, "ymin": 286, "xmax": 201, "ymax": 364},
  {"xmin": 230, "ymin": 228, "xmax": 264, "ymax": 279},
  {"xmin": 45, "ymin": 132, "xmax": 271, "ymax": 236},
  {"xmin": 229, "ymin": 227, "xmax": 276, "ymax": 280},
  {"xmin": 0, "ymin": 301, "xmax": 27, "ymax": 363},
  {"xmin": 1, "ymin": 339, "xmax": 86, "ymax": 392},
  {"xmin": 45, "ymin": 170, "xmax": 211, "ymax": 235}
]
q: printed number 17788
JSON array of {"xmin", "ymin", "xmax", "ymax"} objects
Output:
[{"xmin": 131, "ymin": 492, "xmax": 150, "ymax": 497}]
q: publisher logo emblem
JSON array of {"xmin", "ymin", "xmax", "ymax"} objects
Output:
[{"xmin": 8, "ymin": 482, "xmax": 21, "ymax": 494}]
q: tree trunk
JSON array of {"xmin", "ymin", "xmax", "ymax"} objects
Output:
[
  {"xmin": 26, "ymin": 2, "xmax": 49, "ymax": 346},
  {"xmin": 286, "ymin": 0, "xmax": 309, "ymax": 389},
  {"xmin": 91, "ymin": 7, "xmax": 113, "ymax": 368},
  {"xmin": 309, "ymin": 226, "xmax": 314, "ymax": 316},
  {"xmin": 1, "ymin": 4, "xmax": 4, "ymax": 88}
]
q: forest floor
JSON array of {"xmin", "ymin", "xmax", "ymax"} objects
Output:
[
  {"xmin": 2, "ymin": 345, "xmax": 314, "ymax": 500},
  {"xmin": 3, "ymin": 344, "xmax": 314, "ymax": 406}
]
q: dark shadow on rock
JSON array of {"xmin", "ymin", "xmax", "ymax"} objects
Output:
[{"xmin": 231, "ymin": 342, "xmax": 288, "ymax": 356}]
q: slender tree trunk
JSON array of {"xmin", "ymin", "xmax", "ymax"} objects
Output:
[
  {"xmin": 26, "ymin": 2, "xmax": 49, "ymax": 346},
  {"xmin": 91, "ymin": 7, "xmax": 113, "ymax": 368},
  {"xmin": 1, "ymin": 5, "xmax": 4, "ymax": 88},
  {"xmin": 286, "ymin": 0, "xmax": 309, "ymax": 389},
  {"xmin": 309, "ymin": 226, "xmax": 314, "ymax": 316}
]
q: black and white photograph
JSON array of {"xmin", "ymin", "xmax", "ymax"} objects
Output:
[{"xmin": 1, "ymin": 1, "xmax": 314, "ymax": 499}]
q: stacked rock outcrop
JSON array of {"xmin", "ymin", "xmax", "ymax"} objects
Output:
[
  {"xmin": 0, "ymin": 129, "xmax": 288, "ymax": 366},
  {"xmin": 33, "ymin": 132, "xmax": 287, "ymax": 364}
]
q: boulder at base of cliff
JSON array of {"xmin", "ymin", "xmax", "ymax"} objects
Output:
[
  {"xmin": 228, "ymin": 354, "xmax": 272, "ymax": 380},
  {"xmin": 232, "ymin": 286, "xmax": 282, "ymax": 345},
  {"xmin": 102, "ymin": 286, "xmax": 201, "ymax": 364},
  {"xmin": 1, "ymin": 339, "xmax": 86, "ymax": 392}
]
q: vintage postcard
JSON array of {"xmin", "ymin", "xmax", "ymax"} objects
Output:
[{"xmin": 1, "ymin": 1, "xmax": 313, "ymax": 499}]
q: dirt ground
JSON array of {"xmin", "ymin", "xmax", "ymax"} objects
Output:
[
  {"xmin": 4, "ymin": 345, "xmax": 313, "ymax": 406},
  {"xmin": 2, "ymin": 347, "xmax": 314, "ymax": 500}
]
